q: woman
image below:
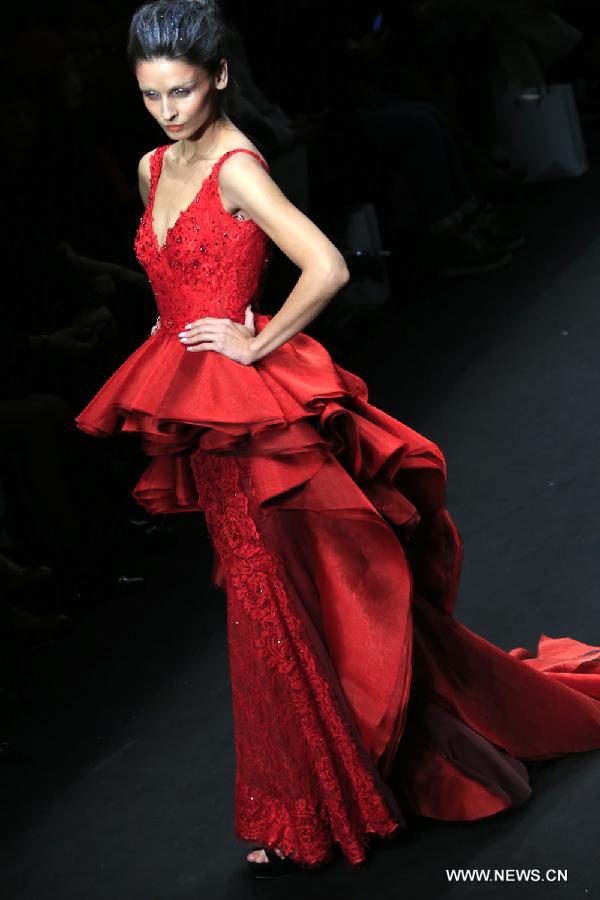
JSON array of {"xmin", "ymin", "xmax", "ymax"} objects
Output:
[{"xmin": 76, "ymin": 0, "xmax": 600, "ymax": 878}]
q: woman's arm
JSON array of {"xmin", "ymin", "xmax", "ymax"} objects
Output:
[{"xmin": 180, "ymin": 152, "xmax": 350, "ymax": 364}]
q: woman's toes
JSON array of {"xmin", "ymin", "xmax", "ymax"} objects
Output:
[{"xmin": 247, "ymin": 847, "xmax": 286, "ymax": 863}]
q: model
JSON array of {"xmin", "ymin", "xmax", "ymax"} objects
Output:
[{"xmin": 75, "ymin": 0, "xmax": 600, "ymax": 879}]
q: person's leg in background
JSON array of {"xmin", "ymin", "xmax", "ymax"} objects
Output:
[{"xmin": 420, "ymin": 101, "xmax": 527, "ymax": 255}]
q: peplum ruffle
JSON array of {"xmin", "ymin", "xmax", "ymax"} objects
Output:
[{"xmin": 75, "ymin": 312, "xmax": 447, "ymax": 524}]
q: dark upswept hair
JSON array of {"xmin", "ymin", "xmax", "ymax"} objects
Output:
[{"xmin": 127, "ymin": 0, "xmax": 238, "ymax": 118}]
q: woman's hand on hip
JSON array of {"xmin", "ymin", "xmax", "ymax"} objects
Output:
[{"xmin": 178, "ymin": 305, "xmax": 257, "ymax": 365}]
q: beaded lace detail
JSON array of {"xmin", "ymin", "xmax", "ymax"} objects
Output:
[
  {"xmin": 134, "ymin": 146, "xmax": 272, "ymax": 331},
  {"xmin": 189, "ymin": 448, "xmax": 402, "ymax": 869}
]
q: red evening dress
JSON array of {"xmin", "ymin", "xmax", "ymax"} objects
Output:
[{"xmin": 76, "ymin": 146, "xmax": 600, "ymax": 870}]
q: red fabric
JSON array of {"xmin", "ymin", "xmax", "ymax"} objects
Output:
[
  {"xmin": 75, "ymin": 145, "xmax": 600, "ymax": 869},
  {"xmin": 189, "ymin": 449, "xmax": 403, "ymax": 867}
]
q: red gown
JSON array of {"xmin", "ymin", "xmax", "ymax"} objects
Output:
[{"xmin": 76, "ymin": 146, "xmax": 600, "ymax": 869}]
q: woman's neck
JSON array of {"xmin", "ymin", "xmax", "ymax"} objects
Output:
[{"xmin": 173, "ymin": 115, "xmax": 236, "ymax": 164}]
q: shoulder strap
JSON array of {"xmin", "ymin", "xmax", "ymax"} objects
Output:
[
  {"xmin": 148, "ymin": 145, "xmax": 169, "ymax": 202},
  {"xmin": 212, "ymin": 148, "xmax": 270, "ymax": 178}
]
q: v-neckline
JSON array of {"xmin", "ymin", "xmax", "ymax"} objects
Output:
[{"xmin": 149, "ymin": 146, "xmax": 226, "ymax": 253}]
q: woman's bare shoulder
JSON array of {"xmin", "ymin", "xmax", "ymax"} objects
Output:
[
  {"xmin": 219, "ymin": 130, "xmax": 266, "ymax": 166},
  {"xmin": 138, "ymin": 147, "xmax": 161, "ymax": 179},
  {"xmin": 137, "ymin": 147, "xmax": 161, "ymax": 206}
]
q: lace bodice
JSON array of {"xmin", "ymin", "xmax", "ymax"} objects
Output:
[{"xmin": 134, "ymin": 145, "xmax": 272, "ymax": 334}]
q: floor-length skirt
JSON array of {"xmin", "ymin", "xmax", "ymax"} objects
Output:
[{"xmin": 187, "ymin": 422, "xmax": 600, "ymax": 870}]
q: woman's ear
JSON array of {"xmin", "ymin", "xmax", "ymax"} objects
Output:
[{"xmin": 215, "ymin": 57, "xmax": 228, "ymax": 91}]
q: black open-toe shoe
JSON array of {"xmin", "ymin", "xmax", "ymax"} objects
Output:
[{"xmin": 246, "ymin": 846, "xmax": 298, "ymax": 878}]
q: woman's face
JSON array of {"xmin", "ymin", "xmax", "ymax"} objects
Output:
[{"xmin": 135, "ymin": 56, "xmax": 227, "ymax": 139}]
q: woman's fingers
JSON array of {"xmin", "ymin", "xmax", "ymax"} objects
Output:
[
  {"xmin": 178, "ymin": 315, "xmax": 255, "ymax": 360},
  {"xmin": 181, "ymin": 324, "xmax": 220, "ymax": 337},
  {"xmin": 185, "ymin": 341, "xmax": 216, "ymax": 353},
  {"xmin": 180, "ymin": 318, "xmax": 230, "ymax": 338},
  {"xmin": 244, "ymin": 305, "xmax": 256, "ymax": 335},
  {"xmin": 183, "ymin": 316, "xmax": 230, "ymax": 329}
]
